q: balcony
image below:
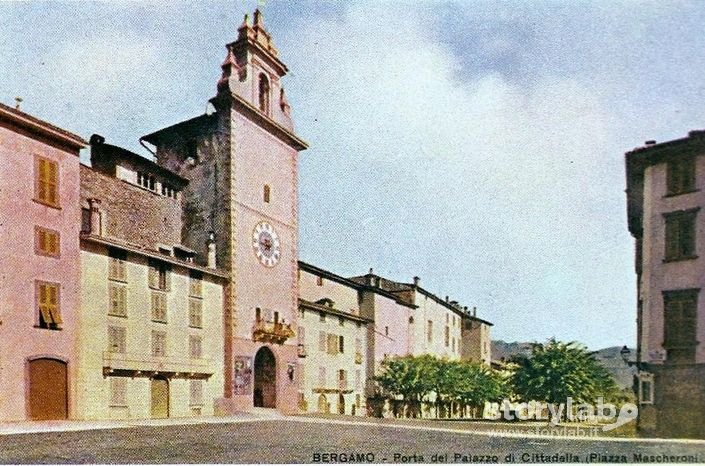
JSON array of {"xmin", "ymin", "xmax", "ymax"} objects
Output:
[
  {"xmin": 355, "ymin": 352, "xmax": 363, "ymax": 364},
  {"xmin": 253, "ymin": 319, "xmax": 295, "ymax": 344},
  {"xmin": 103, "ymin": 352, "xmax": 214, "ymax": 379}
]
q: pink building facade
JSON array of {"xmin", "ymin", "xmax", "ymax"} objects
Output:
[{"xmin": 0, "ymin": 103, "xmax": 86, "ymax": 421}]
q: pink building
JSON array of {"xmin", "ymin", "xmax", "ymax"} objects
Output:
[{"xmin": 0, "ymin": 102, "xmax": 86, "ymax": 420}]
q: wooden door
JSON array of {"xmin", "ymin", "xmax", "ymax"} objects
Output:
[
  {"xmin": 28, "ymin": 358, "xmax": 68, "ymax": 420},
  {"xmin": 150, "ymin": 377, "xmax": 169, "ymax": 418}
]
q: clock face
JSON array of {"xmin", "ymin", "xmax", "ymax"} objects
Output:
[{"xmin": 252, "ymin": 221, "xmax": 281, "ymax": 267}]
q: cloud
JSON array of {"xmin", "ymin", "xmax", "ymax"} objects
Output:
[{"xmin": 283, "ymin": 3, "xmax": 634, "ymax": 348}]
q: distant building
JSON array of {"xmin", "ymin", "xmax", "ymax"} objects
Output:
[
  {"xmin": 626, "ymin": 130, "xmax": 705, "ymax": 438},
  {"xmin": 75, "ymin": 137, "xmax": 228, "ymax": 420},
  {"xmin": 297, "ymin": 262, "xmax": 369, "ymax": 416},
  {"xmin": 0, "ymin": 102, "xmax": 86, "ymax": 421}
]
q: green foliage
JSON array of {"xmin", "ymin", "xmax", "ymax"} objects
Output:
[
  {"xmin": 374, "ymin": 354, "xmax": 507, "ymax": 418},
  {"xmin": 510, "ymin": 339, "xmax": 619, "ymax": 405}
]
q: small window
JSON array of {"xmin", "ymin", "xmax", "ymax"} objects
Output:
[
  {"xmin": 297, "ymin": 326, "xmax": 305, "ymax": 346},
  {"xmin": 148, "ymin": 260, "xmax": 169, "ymax": 290},
  {"xmin": 263, "ymin": 185, "xmax": 271, "ymax": 203},
  {"xmin": 427, "ymin": 320, "xmax": 433, "ymax": 343},
  {"xmin": 35, "ymin": 226, "xmax": 60, "ymax": 257},
  {"xmin": 408, "ymin": 316, "xmax": 414, "ymax": 324},
  {"xmin": 318, "ymin": 366, "xmax": 326, "ymax": 387},
  {"xmin": 81, "ymin": 208, "xmax": 91, "ymax": 233},
  {"xmin": 151, "ymin": 291, "xmax": 167, "ymax": 322},
  {"xmin": 189, "ymin": 271, "xmax": 203, "ymax": 298},
  {"xmin": 664, "ymin": 209, "xmax": 699, "ymax": 261},
  {"xmin": 109, "ymin": 378, "xmax": 128, "ymax": 407},
  {"xmin": 108, "ymin": 248, "xmax": 128, "ymax": 282},
  {"xmin": 189, "ymin": 335, "xmax": 203, "ymax": 359},
  {"xmin": 445, "ymin": 326, "xmax": 450, "ymax": 347},
  {"xmin": 316, "ymin": 276, "xmax": 324, "ymax": 286},
  {"xmin": 36, "ymin": 281, "xmax": 61, "ymax": 329},
  {"xmin": 35, "ymin": 156, "xmax": 59, "ymax": 207},
  {"xmin": 667, "ymin": 156, "xmax": 696, "ymax": 196},
  {"xmin": 108, "ymin": 326, "xmax": 126, "ymax": 353},
  {"xmin": 259, "ymin": 73, "xmax": 270, "ymax": 114},
  {"xmin": 319, "ymin": 311, "xmax": 326, "ymax": 322},
  {"xmin": 639, "ymin": 374, "xmax": 654, "ymax": 404},
  {"xmin": 108, "ymin": 283, "xmax": 128, "ymax": 317},
  {"xmin": 355, "ymin": 370, "xmax": 361, "ymax": 391},
  {"xmin": 189, "ymin": 299, "xmax": 203, "ymax": 328},
  {"xmin": 327, "ymin": 333, "xmax": 338, "ymax": 355},
  {"xmin": 338, "ymin": 335, "xmax": 345, "ymax": 353},
  {"xmin": 339, "ymin": 317, "xmax": 345, "ymax": 327},
  {"xmin": 152, "ymin": 330, "xmax": 166, "ymax": 357},
  {"xmin": 384, "ymin": 326, "xmax": 389, "ymax": 336},
  {"xmin": 190, "ymin": 380, "xmax": 203, "ymax": 406}
]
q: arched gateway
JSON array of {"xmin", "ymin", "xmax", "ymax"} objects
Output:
[{"xmin": 253, "ymin": 346, "xmax": 276, "ymax": 408}]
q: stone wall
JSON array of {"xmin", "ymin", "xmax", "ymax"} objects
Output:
[{"xmin": 80, "ymin": 165, "xmax": 182, "ymax": 249}]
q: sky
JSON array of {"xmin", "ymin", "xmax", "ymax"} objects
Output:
[{"xmin": 3, "ymin": 1, "xmax": 705, "ymax": 350}]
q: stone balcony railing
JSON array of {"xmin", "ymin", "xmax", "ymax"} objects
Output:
[
  {"xmin": 253, "ymin": 319, "xmax": 295, "ymax": 344},
  {"xmin": 103, "ymin": 351, "xmax": 214, "ymax": 379}
]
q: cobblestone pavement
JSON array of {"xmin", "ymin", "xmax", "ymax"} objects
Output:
[{"xmin": 0, "ymin": 416, "xmax": 703, "ymax": 464}]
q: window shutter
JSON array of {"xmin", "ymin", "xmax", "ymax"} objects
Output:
[
  {"xmin": 319, "ymin": 331, "xmax": 326, "ymax": 352},
  {"xmin": 48, "ymin": 285, "xmax": 61, "ymax": 324}
]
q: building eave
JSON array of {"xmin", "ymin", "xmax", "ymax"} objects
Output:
[
  {"xmin": 80, "ymin": 234, "xmax": 230, "ymax": 280},
  {"xmin": 298, "ymin": 298, "xmax": 372, "ymax": 324},
  {"xmin": 0, "ymin": 102, "xmax": 86, "ymax": 151}
]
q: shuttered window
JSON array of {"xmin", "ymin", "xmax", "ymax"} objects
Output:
[
  {"xmin": 319, "ymin": 331, "xmax": 326, "ymax": 352},
  {"xmin": 151, "ymin": 292, "xmax": 167, "ymax": 322},
  {"xmin": 34, "ymin": 226, "xmax": 60, "ymax": 257},
  {"xmin": 667, "ymin": 156, "xmax": 696, "ymax": 196},
  {"xmin": 35, "ymin": 156, "xmax": 59, "ymax": 207},
  {"xmin": 189, "ymin": 272, "xmax": 203, "ymax": 298},
  {"xmin": 190, "ymin": 380, "xmax": 203, "ymax": 406},
  {"xmin": 189, "ymin": 298, "xmax": 202, "ymax": 328},
  {"xmin": 36, "ymin": 281, "xmax": 61, "ymax": 329},
  {"xmin": 108, "ymin": 284, "xmax": 127, "ymax": 317},
  {"xmin": 109, "ymin": 378, "xmax": 128, "ymax": 407},
  {"xmin": 664, "ymin": 209, "xmax": 699, "ymax": 261},
  {"xmin": 148, "ymin": 260, "xmax": 169, "ymax": 290},
  {"xmin": 189, "ymin": 335, "xmax": 203, "ymax": 359},
  {"xmin": 152, "ymin": 330, "xmax": 166, "ymax": 357},
  {"xmin": 663, "ymin": 289, "xmax": 699, "ymax": 363},
  {"xmin": 108, "ymin": 248, "xmax": 128, "ymax": 282},
  {"xmin": 108, "ymin": 326, "xmax": 126, "ymax": 353}
]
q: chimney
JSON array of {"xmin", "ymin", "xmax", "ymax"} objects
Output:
[
  {"xmin": 473, "ymin": 306, "xmax": 477, "ymax": 317},
  {"xmin": 413, "ymin": 276, "xmax": 420, "ymax": 287},
  {"xmin": 88, "ymin": 198, "xmax": 102, "ymax": 236},
  {"xmin": 445, "ymin": 296, "xmax": 449, "ymax": 303},
  {"xmin": 207, "ymin": 231, "xmax": 217, "ymax": 268}
]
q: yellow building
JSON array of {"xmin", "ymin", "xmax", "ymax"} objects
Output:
[
  {"xmin": 75, "ymin": 138, "xmax": 228, "ymax": 420},
  {"xmin": 297, "ymin": 262, "xmax": 369, "ymax": 416}
]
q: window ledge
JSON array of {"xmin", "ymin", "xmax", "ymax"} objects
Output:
[
  {"xmin": 33, "ymin": 198, "xmax": 61, "ymax": 210},
  {"xmin": 109, "ymin": 278, "xmax": 128, "ymax": 284},
  {"xmin": 663, "ymin": 255, "xmax": 698, "ymax": 263},
  {"xmin": 664, "ymin": 189, "xmax": 700, "ymax": 198},
  {"xmin": 108, "ymin": 313, "xmax": 128, "ymax": 319},
  {"xmin": 33, "ymin": 325, "xmax": 62, "ymax": 331},
  {"xmin": 152, "ymin": 319, "xmax": 168, "ymax": 324}
]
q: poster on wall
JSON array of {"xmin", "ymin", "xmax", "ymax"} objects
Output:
[{"xmin": 233, "ymin": 356, "xmax": 252, "ymax": 395}]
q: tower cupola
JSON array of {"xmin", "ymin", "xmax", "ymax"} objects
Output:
[{"xmin": 215, "ymin": 9, "xmax": 294, "ymax": 130}]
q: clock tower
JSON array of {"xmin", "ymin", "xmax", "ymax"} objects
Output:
[{"xmin": 142, "ymin": 9, "xmax": 308, "ymax": 414}]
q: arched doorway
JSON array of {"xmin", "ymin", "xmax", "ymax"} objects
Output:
[
  {"xmin": 338, "ymin": 393, "xmax": 346, "ymax": 415},
  {"xmin": 28, "ymin": 358, "xmax": 68, "ymax": 420},
  {"xmin": 253, "ymin": 346, "xmax": 276, "ymax": 408},
  {"xmin": 150, "ymin": 376, "xmax": 169, "ymax": 418}
]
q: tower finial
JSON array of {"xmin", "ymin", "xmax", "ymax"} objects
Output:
[
  {"xmin": 253, "ymin": 8, "xmax": 264, "ymax": 28},
  {"xmin": 240, "ymin": 13, "xmax": 250, "ymax": 29}
]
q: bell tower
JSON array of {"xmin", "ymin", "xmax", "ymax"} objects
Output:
[{"xmin": 143, "ymin": 9, "xmax": 308, "ymax": 415}]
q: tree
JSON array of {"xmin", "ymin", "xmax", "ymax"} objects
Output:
[
  {"xmin": 374, "ymin": 355, "xmax": 434, "ymax": 417},
  {"xmin": 510, "ymin": 339, "xmax": 619, "ymax": 415}
]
